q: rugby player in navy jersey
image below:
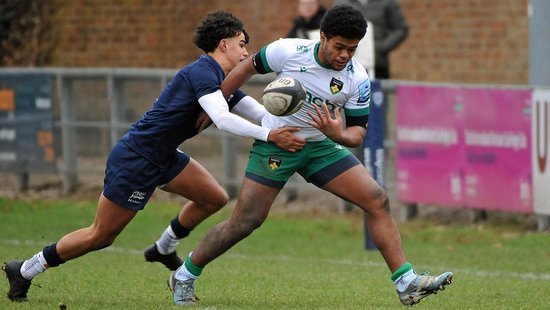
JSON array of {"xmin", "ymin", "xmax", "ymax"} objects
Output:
[{"xmin": 3, "ymin": 11, "xmax": 305, "ymax": 302}]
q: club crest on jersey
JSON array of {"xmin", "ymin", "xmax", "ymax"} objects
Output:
[
  {"xmin": 330, "ymin": 78, "xmax": 343, "ymax": 94},
  {"xmin": 268, "ymin": 156, "xmax": 282, "ymax": 171}
]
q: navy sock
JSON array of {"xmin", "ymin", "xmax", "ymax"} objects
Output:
[
  {"xmin": 170, "ymin": 216, "xmax": 192, "ymax": 239},
  {"xmin": 42, "ymin": 243, "xmax": 66, "ymax": 267}
]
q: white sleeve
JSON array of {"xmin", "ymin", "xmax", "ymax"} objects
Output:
[
  {"xmin": 198, "ymin": 90, "xmax": 270, "ymax": 142},
  {"xmin": 231, "ymin": 95, "xmax": 267, "ymax": 123}
]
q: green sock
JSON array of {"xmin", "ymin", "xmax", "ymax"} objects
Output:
[
  {"xmin": 391, "ymin": 262, "xmax": 413, "ymax": 281},
  {"xmin": 184, "ymin": 255, "xmax": 203, "ymax": 277}
]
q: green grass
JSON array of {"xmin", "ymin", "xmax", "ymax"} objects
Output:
[{"xmin": 1, "ymin": 197, "xmax": 550, "ymax": 309}]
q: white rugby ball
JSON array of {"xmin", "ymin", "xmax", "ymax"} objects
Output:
[{"xmin": 261, "ymin": 77, "xmax": 306, "ymax": 116}]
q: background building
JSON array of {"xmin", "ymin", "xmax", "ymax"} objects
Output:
[{"xmin": 1, "ymin": 0, "xmax": 528, "ymax": 85}]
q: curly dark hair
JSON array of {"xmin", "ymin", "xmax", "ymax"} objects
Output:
[
  {"xmin": 320, "ymin": 5, "xmax": 367, "ymax": 40},
  {"xmin": 193, "ymin": 11, "xmax": 249, "ymax": 53}
]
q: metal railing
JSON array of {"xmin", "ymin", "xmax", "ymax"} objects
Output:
[{"xmin": 0, "ymin": 67, "xmax": 280, "ymax": 196}]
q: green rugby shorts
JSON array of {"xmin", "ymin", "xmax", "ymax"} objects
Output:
[{"xmin": 245, "ymin": 138, "xmax": 361, "ymax": 189}]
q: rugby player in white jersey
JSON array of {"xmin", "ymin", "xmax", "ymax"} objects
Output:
[{"xmin": 171, "ymin": 5, "xmax": 453, "ymax": 307}]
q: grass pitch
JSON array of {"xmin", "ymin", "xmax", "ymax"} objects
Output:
[{"xmin": 1, "ymin": 197, "xmax": 549, "ymax": 309}]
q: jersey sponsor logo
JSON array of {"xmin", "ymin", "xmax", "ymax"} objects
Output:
[
  {"xmin": 357, "ymin": 80, "xmax": 370, "ymax": 104},
  {"xmin": 330, "ymin": 78, "xmax": 344, "ymax": 94},
  {"xmin": 346, "ymin": 64, "xmax": 355, "ymax": 73},
  {"xmin": 128, "ymin": 190, "xmax": 146, "ymax": 204},
  {"xmin": 300, "ymin": 66, "xmax": 308, "ymax": 72},
  {"xmin": 305, "ymin": 90, "xmax": 339, "ymax": 111},
  {"xmin": 296, "ymin": 45, "xmax": 309, "ymax": 52},
  {"xmin": 268, "ymin": 156, "xmax": 282, "ymax": 170}
]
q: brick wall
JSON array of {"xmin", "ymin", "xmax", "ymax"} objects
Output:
[
  {"xmin": 51, "ymin": 0, "xmax": 309, "ymax": 68},
  {"xmin": 50, "ymin": 0, "xmax": 528, "ymax": 85},
  {"xmin": 394, "ymin": 0, "xmax": 529, "ymax": 84}
]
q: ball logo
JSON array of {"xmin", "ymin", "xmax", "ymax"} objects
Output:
[
  {"xmin": 262, "ymin": 77, "xmax": 306, "ymax": 116},
  {"xmin": 269, "ymin": 78, "xmax": 293, "ymax": 87}
]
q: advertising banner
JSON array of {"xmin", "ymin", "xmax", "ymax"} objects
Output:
[
  {"xmin": 396, "ymin": 85, "xmax": 464, "ymax": 206},
  {"xmin": 363, "ymin": 79, "xmax": 384, "ymax": 251},
  {"xmin": 363, "ymin": 79, "xmax": 385, "ymax": 188},
  {"xmin": 397, "ymin": 85, "xmax": 533, "ymax": 213},
  {"xmin": 533, "ymin": 89, "xmax": 550, "ymax": 215},
  {"xmin": 461, "ymin": 88, "xmax": 532, "ymax": 212},
  {"xmin": 0, "ymin": 74, "xmax": 56, "ymax": 173}
]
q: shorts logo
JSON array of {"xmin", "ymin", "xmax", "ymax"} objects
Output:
[
  {"xmin": 268, "ymin": 156, "xmax": 282, "ymax": 171},
  {"xmin": 128, "ymin": 190, "xmax": 146, "ymax": 204},
  {"xmin": 330, "ymin": 78, "xmax": 343, "ymax": 94}
]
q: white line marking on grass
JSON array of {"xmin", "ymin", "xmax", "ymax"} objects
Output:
[{"xmin": 3, "ymin": 239, "xmax": 550, "ymax": 282}]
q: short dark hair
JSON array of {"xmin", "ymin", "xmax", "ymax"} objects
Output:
[
  {"xmin": 320, "ymin": 5, "xmax": 367, "ymax": 40},
  {"xmin": 193, "ymin": 11, "xmax": 249, "ymax": 53}
]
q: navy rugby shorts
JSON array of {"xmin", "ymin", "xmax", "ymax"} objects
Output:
[{"xmin": 103, "ymin": 141, "xmax": 190, "ymax": 210}]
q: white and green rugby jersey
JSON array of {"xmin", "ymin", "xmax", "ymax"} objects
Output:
[{"xmin": 254, "ymin": 38, "xmax": 371, "ymax": 141}]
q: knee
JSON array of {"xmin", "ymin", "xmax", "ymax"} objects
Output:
[
  {"xmin": 365, "ymin": 188, "xmax": 390, "ymax": 216},
  {"xmin": 201, "ymin": 187, "xmax": 229, "ymax": 211},
  {"xmin": 216, "ymin": 190, "xmax": 230, "ymax": 207},
  {"xmin": 88, "ymin": 227, "xmax": 118, "ymax": 251},
  {"xmin": 232, "ymin": 215, "xmax": 265, "ymax": 238}
]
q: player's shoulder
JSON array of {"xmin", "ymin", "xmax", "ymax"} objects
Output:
[
  {"xmin": 183, "ymin": 55, "xmax": 216, "ymax": 73},
  {"xmin": 345, "ymin": 57, "xmax": 370, "ymax": 83},
  {"xmin": 179, "ymin": 55, "xmax": 223, "ymax": 82},
  {"xmin": 348, "ymin": 57, "xmax": 369, "ymax": 76},
  {"xmin": 267, "ymin": 38, "xmax": 317, "ymax": 54}
]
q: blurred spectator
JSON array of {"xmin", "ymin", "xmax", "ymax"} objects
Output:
[
  {"xmin": 333, "ymin": 0, "xmax": 408, "ymax": 79},
  {"xmin": 286, "ymin": 0, "xmax": 327, "ymax": 39}
]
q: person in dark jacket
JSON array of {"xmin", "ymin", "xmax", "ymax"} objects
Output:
[
  {"xmin": 333, "ymin": 0, "xmax": 408, "ymax": 78},
  {"xmin": 286, "ymin": 0, "xmax": 327, "ymax": 39}
]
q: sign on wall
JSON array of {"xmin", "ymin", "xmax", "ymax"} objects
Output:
[
  {"xmin": 363, "ymin": 79, "xmax": 385, "ymax": 188},
  {"xmin": 461, "ymin": 88, "xmax": 532, "ymax": 212},
  {"xmin": 397, "ymin": 85, "xmax": 533, "ymax": 213},
  {"xmin": 533, "ymin": 89, "xmax": 550, "ymax": 215},
  {"xmin": 396, "ymin": 85, "xmax": 464, "ymax": 207},
  {"xmin": 0, "ymin": 74, "xmax": 56, "ymax": 173}
]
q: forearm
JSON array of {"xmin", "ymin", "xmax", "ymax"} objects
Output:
[
  {"xmin": 221, "ymin": 56, "xmax": 257, "ymax": 98},
  {"xmin": 332, "ymin": 126, "xmax": 367, "ymax": 148},
  {"xmin": 231, "ymin": 95, "xmax": 267, "ymax": 123},
  {"xmin": 198, "ymin": 91, "xmax": 270, "ymax": 141}
]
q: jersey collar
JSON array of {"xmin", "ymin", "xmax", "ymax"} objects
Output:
[{"xmin": 314, "ymin": 42, "xmax": 333, "ymax": 70}]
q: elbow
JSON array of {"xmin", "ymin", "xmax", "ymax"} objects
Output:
[
  {"xmin": 216, "ymin": 121, "xmax": 231, "ymax": 132},
  {"xmin": 348, "ymin": 140, "xmax": 363, "ymax": 148},
  {"xmin": 339, "ymin": 136, "xmax": 363, "ymax": 148}
]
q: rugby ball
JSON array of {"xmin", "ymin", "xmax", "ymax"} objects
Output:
[{"xmin": 261, "ymin": 77, "xmax": 306, "ymax": 116}]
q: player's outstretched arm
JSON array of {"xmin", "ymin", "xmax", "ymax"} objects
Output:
[
  {"xmin": 198, "ymin": 90, "xmax": 304, "ymax": 152},
  {"xmin": 220, "ymin": 56, "xmax": 256, "ymax": 98}
]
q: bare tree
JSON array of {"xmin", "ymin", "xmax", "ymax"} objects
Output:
[{"xmin": 0, "ymin": 0, "xmax": 57, "ymax": 66}]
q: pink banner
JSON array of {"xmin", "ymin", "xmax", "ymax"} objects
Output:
[
  {"xmin": 396, "ymin": 85, "xmax": 533, "ymax": 213},
  {"xmin": 461, "ymin": 88, "xmax": 532, "ymax": 212},
  {"xmin": 396, "ymin": 85, "xmax": 464, "ymax": 207}
]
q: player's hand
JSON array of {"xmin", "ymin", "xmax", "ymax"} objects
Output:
[
  {"xmin": 307, "ymin": 103, "xmax": 343, "ymax": 141},
  {"xmin": 196, "ymin": 110, "xmax": 213, "ymax": 132},
  {"xmin": 267, "ymin": 127, "xmax": 306, "ymax": 152}
]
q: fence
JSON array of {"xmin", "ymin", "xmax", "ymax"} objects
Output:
[
  {"xmin": 0, "ymin": 67, "xmax": 283, "ymax": 197},
  {"xmin": 1, "ymin": 67, "xmax": 548, "ymax": 230}
]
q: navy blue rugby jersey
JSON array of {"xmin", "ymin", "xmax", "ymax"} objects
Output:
[{"xmin": 121, "ymin": 54, "xmax": 245, "ymax": 166}]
